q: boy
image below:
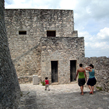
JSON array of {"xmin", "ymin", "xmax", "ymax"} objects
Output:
[{"xmin": 45, "ymin": 77, "xmax": 50, "ymax": 91}]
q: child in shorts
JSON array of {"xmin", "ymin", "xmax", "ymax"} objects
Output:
[{"xmin": 45, "ymin": 77, "xmax": 50, "ymax": 91}]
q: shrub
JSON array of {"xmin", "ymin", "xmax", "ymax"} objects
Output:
[{"xmin": 41, "ymin": 80, "xmax": 45, "ymax": 86}]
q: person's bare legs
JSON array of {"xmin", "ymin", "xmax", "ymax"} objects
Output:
[
  {"xmin": 88, "ymin": 85, "xmax": 92, "ymax": 92},
  {"xmin": 80, "ymin": 86, "xmax": 84, "ymax": 95},
  {"xmin": 88, "ymin": 85, "xmax": 94, "ymax": 94},
  {"xmin": 45, "ymin": 85, "xmax": 47, "ymax": 90},
  {"xmin": 48, "ymin": 85, "xmax": 50, "ymax": 91},
  {"xmin": 91, "ymin": 86, "xmax": 94, "ymax": 94}
]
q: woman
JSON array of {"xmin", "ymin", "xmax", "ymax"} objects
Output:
[
  {"xmin": 85, "ymin": 64, "xmax": 96, "ymax": 94},
  {"xmin": 75, "ymin": 63, "xmax": 87, "ymax": 95}
]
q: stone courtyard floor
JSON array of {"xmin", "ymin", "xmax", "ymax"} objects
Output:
[{"xmin": 18, "ymin": 82, "xmax": 109, "ymax": 109}]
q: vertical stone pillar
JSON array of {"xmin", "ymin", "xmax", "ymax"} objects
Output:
[{"xmin": 0, "ymin": 0, "xmax": 21, "ymax": 108}]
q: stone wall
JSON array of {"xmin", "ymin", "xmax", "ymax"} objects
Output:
[
  {"xmin": 79, "ymin": 57, "xmax": 109, "ymax": 92},
  {"xmin": 13, "ymin": 43, "xmax": 41, "ymax": 77},
  {"xmin": 4, "ymin": 9, "xmax": 77, "ymax": 78},
  {"xmin": 18, "ymin": 76, "xmax": 33, "ymax": 84},
  {"xmin": 3, "ymin": 8, "xmax": 109, "ymax": 92},
  {"xmin": 4, "ymin": 9, "xmax": 109, "ymax": 93},
  {"xmin": 41, "ymin": 37, "xmax": 84, "ymax": 84},
  {"xmin": 0, "ymin": 0, "xmax": 20, "ymax": 108}
]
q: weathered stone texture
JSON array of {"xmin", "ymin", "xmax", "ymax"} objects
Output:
[
  {"xmin": 13, "ymin": 44, "xmax": 41, "ymax": 77},
  {"xmin": 4, "ymin": 9, "xmax": 76, "ymax": 78},
  {"xmin": 0, "ymin": 0, "xmax": 20, "ymax": 108},
  {"xmin": 79, "ymin": 57, "xmax": 109, "ymax": 92},
  {"xmin": 40, "ymin": 37, "xmax": 84, "ymax": 84},
  {"xmin": 5, "ymin": 9, "xmax": 75, "ymax": 59},
  {"xmin": 4, "ymin": 8, "xmax": 109, "ymax": 92},
  {"xmin": 18, "ymin": 76, "xmax": 32, "ymax": 84}
]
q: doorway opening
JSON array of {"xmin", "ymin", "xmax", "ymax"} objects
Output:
[
  {"xmin": 70, "ymin": 60, "xmax": 76, "ymax": 82},
  {"xmin": 51, "ymin": 61, "xmax": 58, "ymax": 83}
]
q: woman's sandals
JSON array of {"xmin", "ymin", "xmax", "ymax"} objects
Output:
[{"xmin": 89, "ymin": 91, "xmax": 93, "ymax": 94}]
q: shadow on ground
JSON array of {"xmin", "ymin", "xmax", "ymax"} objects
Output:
[
  {"xmin": 18, "ymin": 91, "xmax": 37, "ymax": 109},
  {"xmin": 18, "ymin": 84, "xmax": 109, "ymax": 109},
  {"xmin": 36, "ymin": 91, "xmax": 109, "ymax": 109}
]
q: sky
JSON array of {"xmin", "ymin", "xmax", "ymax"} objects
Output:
[{"xmin": 5, "ymin": 0, "xmax": 109, "ymax": 57}]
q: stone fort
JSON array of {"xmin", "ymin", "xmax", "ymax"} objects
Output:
[{"xmin": 4, "ymin": 9, "xmax": 109, "ymax": 91}]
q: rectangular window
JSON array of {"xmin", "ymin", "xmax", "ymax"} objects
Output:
[
  {"xmin": 19, "ymin": 31, "xmax": 27, "ymax": 35},
  {"xmin": 47, "ymin": 31, "xmax": 56, "ymax": 37}
]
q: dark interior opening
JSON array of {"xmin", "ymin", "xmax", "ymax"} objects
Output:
[
  {"xmin": 51, "ymin": 61, "xmax": 58, "ymax": 83},
  {"xmin": 47, "ymin": 31, "xmax": 56, "ymax": 37},
  {"xmin": 70, "ymin": 60, "xmax": 76, "ymax": 82},
  {"xmin": 19, "ymin": 31, "xmax": 27, "ymax": 35}
]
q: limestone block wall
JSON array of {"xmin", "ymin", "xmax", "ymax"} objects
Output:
[
  {"xmin": 18, "ymin": 76, "xmax": 33, "ymax": 84},
  {"xmin": 73, "ymin": 31, "xmax": 78, "ymax": 37},
  {"xmin": 0, "ymin": 0, "xmax": 20, "ymax": 108},
  {"xmin": 79, "ymin": 57, "xmax": 109, "ymax": 92},
  {"xmin": 4, "ymin": 9, "xmax": 75, "ymax": 60},
  {"xmin": 40, "ymin": 37, "xmax": 84, "ymax": 84},
  {"xmin": 4, "ymin": 9, "xmax": 77, "ymax": 78},
  {"xmin": 13, "ymin": 43, "xmax": 41, "ymax": 77}
]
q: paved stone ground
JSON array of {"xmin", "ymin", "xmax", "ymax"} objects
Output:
[{"xmin": 18, "ymin": 83, "xmax": 109, "ymax": 109}]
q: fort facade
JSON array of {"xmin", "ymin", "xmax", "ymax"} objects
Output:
[
  {"xmin": 5, "ymin": 9, "xmax": 84, "ymax": 84},
  {"xmin": 4, "ymin": 9, "xmax": 109, "ymax": 92}
]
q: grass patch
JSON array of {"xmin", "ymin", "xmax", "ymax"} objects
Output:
[{"xmin": 96, "ymin": 86, "xmax": 102, "ymax": 91}]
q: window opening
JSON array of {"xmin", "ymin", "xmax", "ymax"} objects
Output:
[
  {"xmin": 19, "ymin": 31, "xmax": 27, "ymax": 35},
  {"xmin": 47, "ymin": 31, "xmax": 56, "ymax": 37}
]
